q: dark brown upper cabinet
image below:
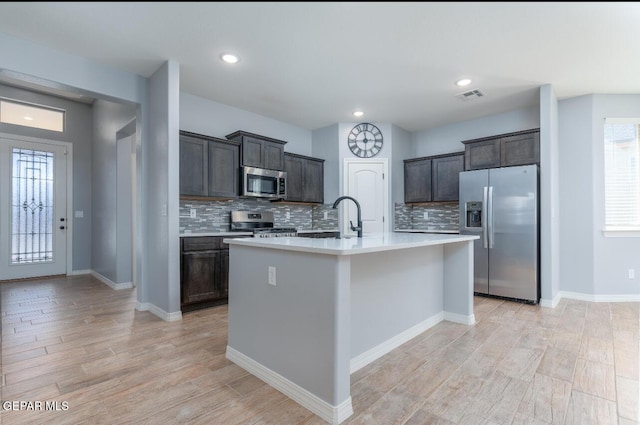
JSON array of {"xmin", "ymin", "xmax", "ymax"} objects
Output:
[
  {"xmin": 462, "ymin": 129, "xmax": 540, "ymax": 171},
  {"xmin": 404, "ymin": 152, "xmax": 464, "ymax": 203},
  {"xmin": 432, "ymin": 153, "xmax": 464, "ymax": 202},
  {"xmin": 284, "ymin": 152, "xmax": 324, "ymax": 203},
  {"xmin": 225, "ymin": 130, "xmax": 287, "ymax": 171},
  {"xmin": 179, "ymin": 130, "xmax": 240, "ymax": 198},
  {"xmin": 179, "ymin": 133, "xmax": 208, "ymax": 197},
  {"xmin": 404, "ymin": 157, "xmax": 432, "ymax": 203}
]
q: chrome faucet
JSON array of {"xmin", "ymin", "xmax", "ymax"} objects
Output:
[{"xmin": 332, "ymin": 196, "xmax": 363, "ymax": 238}]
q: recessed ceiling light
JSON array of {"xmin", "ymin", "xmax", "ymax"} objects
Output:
[
  {"xmin": 220, "ymin": 53, "xmax": 240, "ymax": 64},
  {"xmin": 456, "ymin": 79, "xmax": 472, "ymax": 87},
  {"xmin": 353, "ymin": 111, "xmax": 364, "ymax": 117},
  {"xmin": 24, "ymin": 116, "xmax": 33, "ymax": 120}
]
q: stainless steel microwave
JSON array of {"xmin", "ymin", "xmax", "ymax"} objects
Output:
[{"xmin": 242, "ymin": 166, "xmax": 287, "ymax": 199}]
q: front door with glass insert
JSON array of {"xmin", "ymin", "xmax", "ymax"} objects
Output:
[{"xmin": 0, "ymin": 137, "xmax": 67, "ymax": 280}]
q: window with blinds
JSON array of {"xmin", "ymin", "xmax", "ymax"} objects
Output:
[{"xmin": 604, "ymin": 118, "xmax": 640, "ymax": 231}]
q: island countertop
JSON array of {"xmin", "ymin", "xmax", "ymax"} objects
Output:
[{"xmin": 224, "ymin": 231, "xmax": 478, "ymax": 256}]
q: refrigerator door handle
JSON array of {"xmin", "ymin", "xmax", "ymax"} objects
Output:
[
  {"xmin": 482, "ymin": 186, "xmax": 488, "ymax": 249},
  {"xmin": 488, "ymin": 186, "xmax": 494, "ymax": 248}
]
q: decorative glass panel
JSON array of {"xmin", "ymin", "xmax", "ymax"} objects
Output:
[{"xmin": 11, "ymin": 148, "xmax": 54, "ymax": 264}]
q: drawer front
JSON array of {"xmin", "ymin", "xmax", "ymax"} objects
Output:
[{"xmin": 182, "ymin": 236, "xmax": 222, "ymax": 251}]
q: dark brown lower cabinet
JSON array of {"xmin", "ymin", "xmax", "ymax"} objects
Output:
[{"xmin": 180, "ymin": 236, "xmax": 235, "ymax": 311}]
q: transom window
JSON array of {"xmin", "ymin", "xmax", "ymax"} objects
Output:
[{"xmin": 0, "ymin": 98, "xmax": 65, "ymax": 132}]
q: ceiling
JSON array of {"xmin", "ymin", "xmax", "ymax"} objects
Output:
[{"xmin": 1, "ymin": 2, "xmax": 639, "ymax": 132}]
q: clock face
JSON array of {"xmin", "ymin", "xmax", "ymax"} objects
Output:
[{"xmin": 348, "ymin": 123, "xmax": 383, "ymax": 158}]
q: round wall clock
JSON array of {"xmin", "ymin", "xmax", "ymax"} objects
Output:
[{"xmin": 348, "ymin": 123, "xmax": 383, "ymax": 158}]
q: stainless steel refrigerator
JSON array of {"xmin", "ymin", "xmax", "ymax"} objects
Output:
[{"xmin": 459, "ymin": 164, "xmax": 539, "ymax": 303}]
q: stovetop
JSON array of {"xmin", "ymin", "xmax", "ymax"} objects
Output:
[{"xmin": 230, "ymin": 210, "xmax": 297, "ymax": 237}]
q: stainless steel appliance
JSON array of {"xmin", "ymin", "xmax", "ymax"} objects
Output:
[
  {"xmin": 459, "ymin": 164, "xmax": 539, "ymax": 303},
  {"xmin": 230, "ymin": 211, "xmax": 297, "ymax": 237},
  {"xmin": 242, "ymin": 167, "xmax": 287, "ymax": 199}
]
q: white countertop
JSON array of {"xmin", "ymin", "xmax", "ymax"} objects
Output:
[
  {"xmin": 224, "ymin": 232, "xmax": 478, "ymax": 256},
  {"xmin": 394, "ymin": 228, "xmax": 459, "ymax": 234},
  {"xmin": 297, "ymin": 229, "xmax": 339, "ymax": 234},
  {"xmin": 180, "ymin": 229, "xmax": 338, "ymax": 238}
]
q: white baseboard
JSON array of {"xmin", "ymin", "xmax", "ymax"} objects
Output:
[
  {"xmin": 91, "ymin": 270, "xmax": 133, "ymax": 290},
  {"xmin": 136, "ymin": 301, "xmax": 182, "ymax": 322},
  {"xmin": 350, "ymin": 312, "xmax": 444, "ymax": 374},
  {"xmin": 69, "ymin": 269, "xmax": 91, "ymax": 276},
  {"xmin": 560, "ymin": 291, "xmax": 640, "ymax": 303},
  {"xmin": 443, "ymin": 311, "xmax": 475, "ymax": 325},
  {"xmin": 226, "ymin": 346, "xmax": 353, "ymax": 425},
  {"xmin": 540, "ymin": 292, "xmax": 562, "ymax": 308}
]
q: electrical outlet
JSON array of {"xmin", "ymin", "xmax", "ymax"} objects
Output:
[
  {"xmin": 323, "ymin": 211, "xmax": 329, "ymax": 220},
  {"xmin": 285, "ymin": 211, "xmax": 291, "ymax": 220},
  {"xmin": 423, "ymin": 211, "xmax": 429, "ymax": 220},
  {"xmin": 629, "ymin": 269, "xmax": 636, "ymax": 279},
  {"xmin": 190, "ymin": 208, "xmax": 196, "ymax": 218},
  {"xmin": 161, "ymin": 204, "xmax": 167, "ymax": 217},
  {"xmin": 268, "ymin": 266, "xmax": 276, "ymax": 286}
]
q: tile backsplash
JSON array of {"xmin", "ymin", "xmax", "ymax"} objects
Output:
[
  {"xmin": 180, "ymin": 198, "xmax": 338, "ymax": 233},
  {"xmin": 394, "ymin": 202, "xmax": 459, "ymax": 231}
]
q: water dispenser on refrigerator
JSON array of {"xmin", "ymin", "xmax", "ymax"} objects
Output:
[{"xmin": 465, "ymin": 201, "xmax": 483, "ymax": 228}]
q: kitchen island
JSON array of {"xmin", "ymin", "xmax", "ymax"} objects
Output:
[{"xmin": 224, "ymin": 232, "xmax": 478, "ymax": 424}]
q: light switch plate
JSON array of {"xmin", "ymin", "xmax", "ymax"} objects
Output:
[
  {"xmin": 268, "ymin": 266, "xmax": 276, "ymax": 286},
  {"xmin": 190, "ymin": 208, "xmax": 196, "ymax": 218}
]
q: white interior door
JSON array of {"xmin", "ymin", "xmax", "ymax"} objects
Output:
[
  {"xmin": 344, "ymin": 159, "xmax": 388, "ymax": 235},
  {"xmin": 0, "ymin": 137, "xmax": 67, "ymax": 280}
]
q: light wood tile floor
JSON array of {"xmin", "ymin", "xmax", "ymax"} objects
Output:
[{"xmin": 1, "ymin": 275, "xmax": 638, "ymax": 424}]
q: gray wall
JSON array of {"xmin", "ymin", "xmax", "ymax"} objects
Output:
[
  {"xmin": 0, "ymin": 32, "xmax": 146, "ymax": 105},
  {"xmin": 91, "ymin": 99, "xmax": 136, "ymax": 283},
  {"xmin": 591, "ymin": 95, "xmax": 640, "ymax": 296},
  {"xmin": 539, "ymin": 85, "xmax": 561, "ymax": 303},
  {"xmin": 179, "ymin": 92, "xmax": 312, "ymax": 156},
  {"xmin": 391, "ymin": 124, "xmax": 412, "ymax": 206},
  {"xmin": 0, "ymin": 84, "xmax": 93, "ymax": 272},
  {"xmin": 312, "ymin": 124, "xmax": 339, "ymax": 203},
  {"xmin": 145, "ymin": 60, "xmax": 181, "ymax": 315},
  {"xmin": 411, "ymin": 105, "xmax": 540, "ymax": 157},
  {"xmin": 116, "ymin": 133, "xmax": 134, "ymax": 283},
  {"xmin": 558, "ymin": 94, "xmax": 640, "ymax": 297},
  {"xmin": 558, "ymin": 96, "xmax": 594, "ymax": 294}
]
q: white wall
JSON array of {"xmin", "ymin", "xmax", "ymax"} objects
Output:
[
  {"xmin": 179, "ymin": 92, "xmax": 312, "ymax": 156},
  {"xmin": 412, "ymin": 106, "xmax": 540, "ymax": 158}
]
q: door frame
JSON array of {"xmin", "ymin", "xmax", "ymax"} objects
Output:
[
  {"xmin": 0, "ymin": 132, "xmax": 73, "ymax": 277},
  {"xmin": 342, "ymin": 158, "xmax": 389, "ymax": 234}
]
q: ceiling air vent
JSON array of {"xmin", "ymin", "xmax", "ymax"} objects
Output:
[{"xmin": 455, "ymin": 89, "xmax": 485, "ymax": 101}]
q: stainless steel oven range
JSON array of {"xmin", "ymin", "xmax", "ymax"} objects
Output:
[{"xmin": 230, "ymin": 211, "xmax": 297, "ymax": 238}]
